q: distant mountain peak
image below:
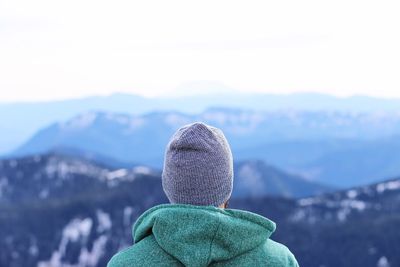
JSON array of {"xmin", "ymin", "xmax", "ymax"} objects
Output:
[
  {"xmin": 60, "ymin": 111, "xmax": 99, "ymax": 129},
  {"xmin": 172, "ymin": 80, "xmax": 239, "ymax": 97}
]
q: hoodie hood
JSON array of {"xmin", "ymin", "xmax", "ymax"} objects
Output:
[{"xmin": 133, "ymin": 204, "xmax": 276, "ymax": 267}]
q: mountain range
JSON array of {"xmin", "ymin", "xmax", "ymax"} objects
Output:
[
  {"xmin": 2, "ymin": 91, "xmax": 400, "ymax": 154},
  {"xmin": 0, "ymin": 153, "xmax": 330, "ymax": 204},
  {"xmin": 11, "ymin": 109, "xmax": 400, "ymax": 187},
  {"xmin": 0, "ymin": 153, "xmax": 398, "ymax": 267}
]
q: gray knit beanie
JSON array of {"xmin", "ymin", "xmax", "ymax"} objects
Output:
[{"xmin": 162, "ymin": 122, "xmax": 234, "ymax": 207}]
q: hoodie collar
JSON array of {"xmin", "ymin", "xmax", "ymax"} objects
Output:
[{"xmin": 133, "ymin": 204, "xmax": 276, "ymax": 267}]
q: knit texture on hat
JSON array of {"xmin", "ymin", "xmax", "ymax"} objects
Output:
[{"xmin": 162, "ymin": 122, "xmax": 234, "ymax": 207}]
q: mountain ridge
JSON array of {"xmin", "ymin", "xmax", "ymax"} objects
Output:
[
  {"xmin": 1, "ymin": 152, "xmax": 399, "ymax": 267},
  {"xmin": 11, "ymin": 109, "xmax": 400, "ymax": 187},
  {"xmin": 0, "ymin": 152, "xmax": 331, "ymax": 201},
  {"xmin": 2, "ymin": 91, "xmax": 400, "ymax": 154}
]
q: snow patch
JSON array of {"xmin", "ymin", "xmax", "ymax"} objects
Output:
[
  {"xmin": 298, "ymin": 197, "xmax": 320, "ymax": 206},
  {"xmin": 289, "ymin": 209, "xmax": 306, "ymax": 222},
  {"xmin": 106, "ymin": 169, "xmax": 128, "ymax": 180},
  {"xmin": 29, "ymin": 244, "xmax": 39, "ymax": 257},
  {"xmin": 337, "ymin": 208, "xmax": 350, "ymax": 222},
  {"xmin": 377, "ymin": 256, "xmax": 390, "ymax": 267},
  {"xmin": 63, "ymin": 218, "xmax": 93, "ymax": 242},
  {"xmin": 165, "ymin": 113, "xmax": 190, "ymax": 126},
  {"xmin": 123, "ymin": 207, "xmax": 134, "ymax": 227},
  {"xmin": 133, "ymin": 166, "xmax": 152, "ymax": 175},
  {"xmin": 45, "ymin": 157, "xmax": 105, "ymax": 179},
  {"xmin": 38, "ymin": 217, "xmax": 93, "ymax": 267},
  {"xmin": 105, "ymin": 113, "xmax": 130, "ymax": 125},
  {"xmin": 62, "ymin": 112, "xmax": 97, "ymax": 129},
  {"xmin": 203, "ymin": 111, "xmax": 228, "ymax": 125},
  {"xmin": 126, "ymin": 117, "xmax": 145, "ymax": 132},
  {"xmin": 340, "ymin": 199, "xmax": 366, "ymax": 211},
  {"xmin": 347, "ymin": 190, "xmax": 358, "ymax": 199},
  {"xmin": 377, "ymin": 180, "xmax": 400, "ymax": 194},
  {"xmin": 96, "ymin": 210, "xmax": 112, "ymax": 233},
  {"xmin": 78, "ymin": 235, "xmax": 108, "ymax": 267}
]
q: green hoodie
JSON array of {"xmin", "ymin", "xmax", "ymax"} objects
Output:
[{"xmin": 108, "ymin": 204, "xmax": 299, "ymax": 267}]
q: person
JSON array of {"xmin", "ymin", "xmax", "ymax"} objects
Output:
[{"xmin": 108, "ymin": 122, "xmax": 299, "ymax": 267}]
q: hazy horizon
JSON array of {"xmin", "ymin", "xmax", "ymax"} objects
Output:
[
  {"xmin": 1, "ymin": 0, "xmax": 400, "ymax": 102},
  {"xmin": 2, "ymin": 82, "xmax": 400, "ymax": 104}
]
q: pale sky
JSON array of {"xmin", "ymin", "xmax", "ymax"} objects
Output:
[{"xmin": 1, "ymin": 0, "xmax": 400, "ymax": 102}]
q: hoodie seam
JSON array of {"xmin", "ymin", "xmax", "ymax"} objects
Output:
[{"xmin": 206, "ymin": 214, "xmax": 222, "ymax": 266}]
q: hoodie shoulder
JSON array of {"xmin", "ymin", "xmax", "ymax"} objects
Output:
[
  {"xmin": 107, "ymin": 235, "xmax": 183, "ymax": 267},
  {"xmin": 210, "ymin": 238, "xmax": 299, "ymax": 267},
  {"xmin": 263, "ymin": 239, "xmax": 299, "ymax": 267}
]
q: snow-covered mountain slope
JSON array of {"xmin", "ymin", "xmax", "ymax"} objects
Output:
[
  {"xmin": 0, "ymin": 153, "xmax": 399, "ymax": 267},
  {"xmin": 294, "ymin": 178, "xmax": 400, "ymax": 223},
  {"xmin": 232, "ymin": 177, "xmax": 400, "ymax": 267},
  {"xmin": 0, "ymin": 153, "xmax": 330, "ymax": 203},
  {"xmin": 0, "ymin": 154, "xmax": 166, "ymax": 267},
  {"xmin": 0, "ymin": 153, "xmax": 157, "ymax": 204},
  {"xmin": 10, "ymin": 109, "xmax": 400, "ymax": 187},
  {"xmin": 2, "ymin": 91, "xmax": 400, "ymax": 153}
]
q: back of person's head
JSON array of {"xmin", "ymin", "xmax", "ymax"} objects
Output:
[{"xmin": 162, "ymin": 122, "xmax": 233, "ymax": 207}]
